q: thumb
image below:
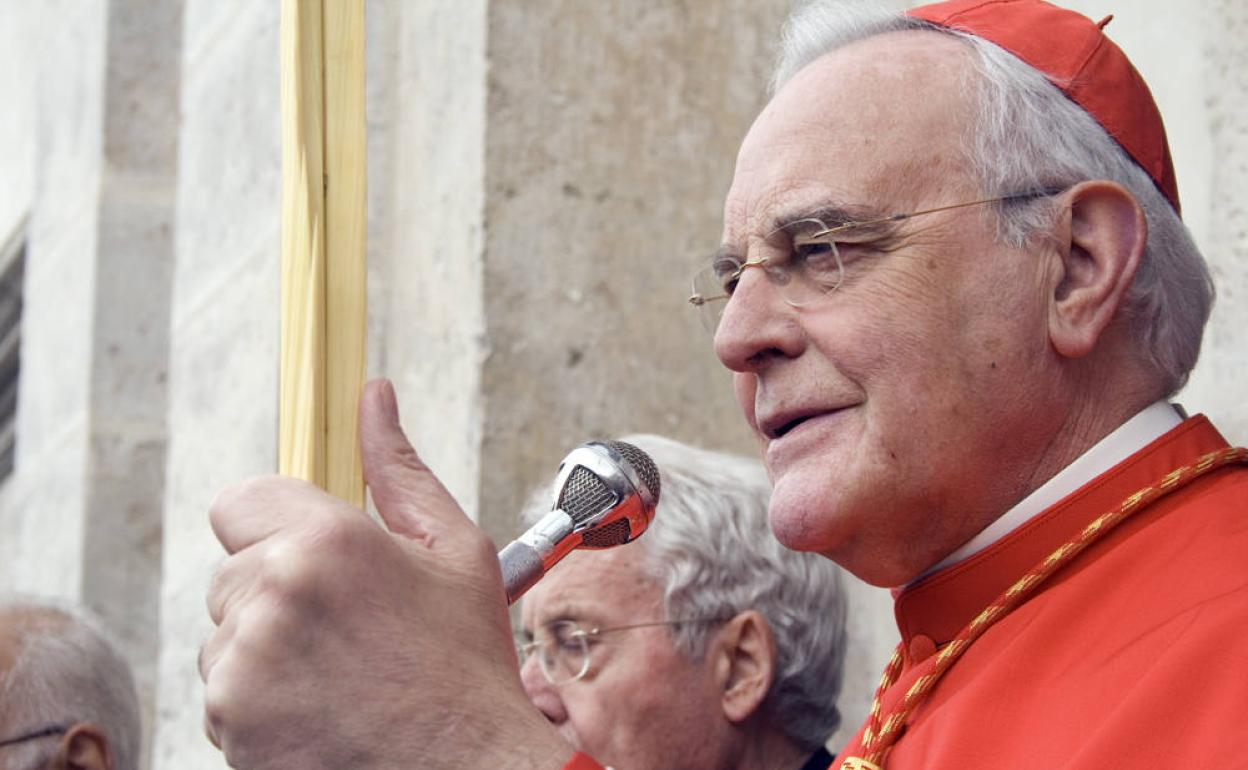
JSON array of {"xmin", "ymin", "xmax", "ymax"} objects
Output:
[{"xmin": 358, "ymin": 378, "xmax": 468, "ymax": 541}]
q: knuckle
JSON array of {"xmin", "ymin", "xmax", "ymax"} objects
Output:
[
  {"xmin": 314, "ymin": 512, "xmax": 366, "ymax": 554},
  {"xmin": 202, "ymin": 712, "xmax": 221, "ymax": 750},
  {"xmin": 257, "ymin": 540, "xmax": 320, "ymax": 601},
  {"xmin": 206, "ymin": 490, "xmax": 237, "ymax": 536},
  {"xmin": 208, "ymin": 474, "xmax": 281, "ymax": 529},
  {"xmin": 208, "ymin": 476, "xmax": 253, "ymax": 520},
  {"xmin": 197, "ymin": 643, "xmax": 211, "ymax": 681},
  {"xmin": 250, "ymin": 512, "xmax": 375, "ymax": 607},
  {"xmin": 202, "ymin": 672, "xmax": 255, "ymax": 765},
  {"xmin": 206, "ymin": 565, "xmax": 231, "ymax": 622},
  {"xmin": 201, "ymin": 658, "xmax": 237, "ymax": 739},
  {"xmin": 228, "ymin": 595, "xmax": 295, "ymax": 662}
]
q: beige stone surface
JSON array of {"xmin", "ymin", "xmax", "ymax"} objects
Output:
[
  {"xmin": 0, "ymin": 0, "xmax": 105, "ymax": 595},
  {"xmin": 0, "ymin": 5, "xmax": 35, "ymax": 241},
  {"xmin": 376, "ymin": 0, "xmax": 489, "ymax": 518},
  {"xmin": 155, "ymin": 1, "xmax": 280, "ymax": 765},
  {"xmin": 82, "ymin": 6, "xmax": 184, "ymax": 765},
  {"xmin": 477, "ymin": 0, "xmax": 782, "ymax": 529},
  {"xmin": 1183, "ymin": 0, "xmax": 1248, "ymax": 442},
  {"xmin": 157, "ymin": 254, "xmax": 280, "ymax": 770},
  {"xmin": 0, "ymin": 3, "xmax": 1243, "ymax": 768}
]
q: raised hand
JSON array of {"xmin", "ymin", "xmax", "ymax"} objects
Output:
[{"xmin": 200, "ymin": 379, "xmax": 572, "ymax": 770}]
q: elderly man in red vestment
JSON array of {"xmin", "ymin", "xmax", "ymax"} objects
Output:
[{"xmin": 199, "ymin": 1, "xmax": 1248, "ymax": 769}]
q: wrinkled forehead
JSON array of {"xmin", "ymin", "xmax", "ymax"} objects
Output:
[
  {"xmin": 723, "ymin": 30, "xmax": 979, "ymax": 242},
  {"xmin": 520, "ymin": 547, "xmax": 664, "ymax": 628}
]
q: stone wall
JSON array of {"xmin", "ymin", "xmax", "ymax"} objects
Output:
[
  {"xmin": 85, "ymin": 4, "xmax": 182, "ymax": 766},
  {"xmin": 0, "ymin": 3, "xmax": 1243, "ymax": 769},
  {"xmin": 1188, "ymin": 0, "xmax": 1248, "ymax": 434},
  {"xmin": 0, "ymin": 0, "xmax": 104, "ymax": 601},
  {"xmin": 0, "ymin": 4, "xmax": 178, "ymax": 769},
  {"xmin": 154, "ymin": 1, "xmax": 280, "ymax": 765}
]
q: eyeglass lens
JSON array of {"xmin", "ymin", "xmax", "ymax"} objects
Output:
[
  {"xmin": 689, "ymin": 234, "xmax": 844, "ymax": 335},
  {"xmin": 522, "ymin": 620, "xmax": 590, "ymax": 685}
]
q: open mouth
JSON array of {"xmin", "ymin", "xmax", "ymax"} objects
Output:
[
  {"xmin": 772, "ymin": 415, "xmax": 812, "ymax": 438},
  {"xmin": 764, "ymin": 409, "xmax": 833, "ymax": 440}
]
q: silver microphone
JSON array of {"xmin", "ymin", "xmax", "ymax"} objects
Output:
[{"xmin": 499, "ymin": 440, "xmax": 661, "ymax": 604}]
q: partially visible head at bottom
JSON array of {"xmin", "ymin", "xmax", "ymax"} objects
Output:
[{"xmin": 0, "ymin": 599, "xmax": 140, "ymax": 770}]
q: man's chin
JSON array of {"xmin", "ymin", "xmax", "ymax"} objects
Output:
[{"xmin": 766, "ymin": 477, "xmax": 842, "ymax": 554}]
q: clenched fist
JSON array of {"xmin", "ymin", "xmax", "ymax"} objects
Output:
[{"xmin": 200, "ymin": 379, "xmax": 573, "ymax": 769}]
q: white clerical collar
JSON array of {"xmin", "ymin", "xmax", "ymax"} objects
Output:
[{"xmin": 916, "ymin": 400, "xmax": 1185, "ymax": 582}]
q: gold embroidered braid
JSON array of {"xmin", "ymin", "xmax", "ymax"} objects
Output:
[{"xmin": 841, "ymin": 446, "xmax": 1248, "ymax": 770}]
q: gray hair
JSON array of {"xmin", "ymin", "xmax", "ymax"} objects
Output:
[
  {"xmin": 520, "ymin": 435, "xmax": 847, "ymax": 751},
  {"xmin": 772, "ymin": 1, "xmax": 1214, "ymax": 394},
  {"xmin": 0, "ymin": 598, "xmax": 141, "ymax": 770}
]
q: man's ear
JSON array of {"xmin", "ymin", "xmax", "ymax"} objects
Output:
[
  {"xmin": 710, "ymin": 610, "xmax": 777, "ymax": 724},
  {"xmin": 1046, "ymin": 180, "xmax": 1146, "ymax": 359},
  {"xmin": 52, "ymin": 724, "xmax": 114, "ymax": 770}
]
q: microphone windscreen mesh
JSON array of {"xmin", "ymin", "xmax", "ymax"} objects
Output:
[
  {"xmin": 604, "ymin": 440, "xmax": 661, "ymax": 503},
  {"xmin": 557, "ymin": 466, "xmax": 615, "ymax": 523},
  {"xmin": 580, "ymin": 518, "xmax": 632, "ymax": 547}
]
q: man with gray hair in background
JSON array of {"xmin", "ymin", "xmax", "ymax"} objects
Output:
[
  {"xmin": 0, "ymin": 599, "xmax": 141, "ymax": 770},
  {"xmin": 517, "ymin": 435, "xmax": 845, "ymax": 770}
]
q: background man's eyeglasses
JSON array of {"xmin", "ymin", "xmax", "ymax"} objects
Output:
[
  {"xmin": 517, "ymin": 618, "xmax": 726, "ymax": 685},
  {"xmin": 688, "ymin": 190, "xmax": 1059, "ymax": 335},
  {"xmin": 0, "ymin": 725, "xmax": 69, "ymax": 749}
]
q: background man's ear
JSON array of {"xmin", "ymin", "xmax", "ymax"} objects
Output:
[
  {"xmin": 1047, "ymin": 180, "xmax": 1146, "ymax": 359},
  {"xmin": 711, "ymin": 610, "xmax": 778, "ymax": 723},
  {"xmin": 53, "ymin": 724, "xmax": 113, "ymax": 770}
]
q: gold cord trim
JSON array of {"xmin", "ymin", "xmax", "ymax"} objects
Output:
[{"xmin": 855, "ymin": 446, "xmax": 1248, "ymax": 767}]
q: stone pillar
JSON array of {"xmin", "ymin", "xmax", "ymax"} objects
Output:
[
  {"xmin": 379, "ymin": 0, "xmax": 489, "ymax": 515},
  {"xmin": 0, "ymin": 4, "xmax": 179, "ymax": 768},
  {"xmin": 0, "ymin": 5, "xmax": 36, "ymax": 242},
  {"xmin": 154, "ymin": 2, "xmax": 282, "ymax": 767},
  {"xmin": 0, "ymin": 1, "xmax": 106, "ymax": 600},
  {"xmin": 1192, "ymin": 0, "xmax": 1248, "ymax": 441},
  {"xmin": 82, "ymin": 4, "xmax": 182, "ymax": 766},
  {"xmin": 475, "ymin": 0, "xmax": 785, "ymax": 532}
]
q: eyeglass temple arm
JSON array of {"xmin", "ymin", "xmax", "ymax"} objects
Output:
[
  {"xmin": 813, "ymin": 189, "xmax": 1062, "ymax": 235},
  {"xmin": 0, "ymin": 726, "xmax": 70, "ymax": 748}
]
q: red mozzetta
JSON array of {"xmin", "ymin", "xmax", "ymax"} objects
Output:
[{"xmin": 838, "ymin": 416, "xmax": 1248, "ymax": 768}]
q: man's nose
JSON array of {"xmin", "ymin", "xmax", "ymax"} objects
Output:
[
  {"xmin": 713, "ymin": 265, "xmax": 804, "ymax": 372},
  {"xmin": 519, "ymin": 653, "xmax": 569, "ymax": 724}
]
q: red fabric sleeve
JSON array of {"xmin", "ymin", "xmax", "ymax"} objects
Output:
[{"xmin": 562, "ymin": 752, "xmax": 605, "ymax": 770}]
